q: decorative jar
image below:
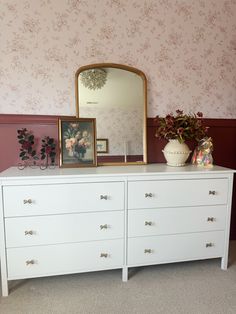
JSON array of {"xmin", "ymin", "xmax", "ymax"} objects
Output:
[{"xmin": 162, "ymin": 139, "xmax": 191, "ymax": 166}]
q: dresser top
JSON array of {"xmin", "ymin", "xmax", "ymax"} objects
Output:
[{"xmin": 0, "ymin": 164, "xmax": 234, "ymax": 180}]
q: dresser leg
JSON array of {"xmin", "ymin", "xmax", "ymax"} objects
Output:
[
  {"xmin": 221, "ymin": 257, "xmax": 228, "ymax": 270},
  {"xmin": 1, "ymin": 279, "xmax": 9, "ymax": 297},
  {"xmin": 122, "ymin": 267, "xmax": 128, "ymax": 282},
  {"xmin": 0, "ymin": 258, "xmax": 9, "ymax": 296}
]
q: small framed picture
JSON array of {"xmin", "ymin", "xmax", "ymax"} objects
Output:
[
  {"xmin": 96, "ymin": 138, "xmax": 109, "ymax": 153},
  {"xmin": 58, "ymin": 117, "xmax": 97, "ymax": 167}
]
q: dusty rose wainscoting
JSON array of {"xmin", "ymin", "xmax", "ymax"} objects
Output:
[
  {"xmin": 0, "ymin": 114, "xmax": 235, "ymax": 239},
  {"xmin": 0, "ymin": 114, "xmax": 61, "ymax": 172}
]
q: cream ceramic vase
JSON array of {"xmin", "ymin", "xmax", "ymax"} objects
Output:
[{"xmin": 162, "ymin": 139, "xmax": 191, "ymax": 166}]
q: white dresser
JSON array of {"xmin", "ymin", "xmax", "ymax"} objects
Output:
[{"xmin": 0, "ymin": 164, "xmax": 234, "ymax": 296}]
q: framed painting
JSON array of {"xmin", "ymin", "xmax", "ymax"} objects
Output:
[
  {"xmin": 58, "ymin": 117, "xmax": 97, "ymax": 167},
  {"xmin": 96, "ymin": 138, "xmax": 109, "ymax": 153}
]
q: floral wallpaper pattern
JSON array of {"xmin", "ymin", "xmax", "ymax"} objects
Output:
[
  {"xmin": 0, "ymin": 0, "xmax": 236, "ymax": 118},
  {"xmin": 80, "ymin": 106, "xmax": 143, "ymax": 156}
]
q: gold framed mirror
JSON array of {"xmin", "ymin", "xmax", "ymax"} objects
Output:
[{"xmin": 75, "ymin": 63, "xmax": 147, "ymax": 165}]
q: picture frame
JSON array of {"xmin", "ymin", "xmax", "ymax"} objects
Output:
[
  {"xmin": 58, "ymin": 117, "xmax": 97, "ymax": 167},
  {"xmin": 96, "ymin": 138, "xmax": 109, "ymax": 153}
]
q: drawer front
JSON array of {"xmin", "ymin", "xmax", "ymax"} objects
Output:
[
  {"xmin": 7, "ymin": 239, "xmax": 123, "ymax": 279},
  {"xmin": 127, "ymin": 231, "xmax": 224, "ymax": 266},
  {"xmin": 5, "ymin": 211, "xmax": 124, "ymax": 248},
  {"xmin": 128, "ymin": 206, "xmax": 226, "ymax": 237},
  {"xmin": 128, "ymin": 178, "xmax": 228, "ymax": 209},
  {"xmin": 3, "ymin": 181, "xmax": 124, "ymax": 217}
]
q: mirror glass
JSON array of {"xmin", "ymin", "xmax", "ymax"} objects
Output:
[{"xmin": 75, "ymin": 64, "xmax": 147, "ymax": 165}]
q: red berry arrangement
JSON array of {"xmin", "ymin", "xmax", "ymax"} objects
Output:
[
  {"xmin": 155, "ymin": 110, "xmax": 208, "ymax": 143},
  {"xmin": 17, "ymin": 128, "xmax": 38, "ymax": 161},
  {"xmin": 17, "ymin": 129, "xmax": 56, "ymax": 169},
  {"xmin": 40, "ymin": 136, "xmax": 56, "ymax": 165}
]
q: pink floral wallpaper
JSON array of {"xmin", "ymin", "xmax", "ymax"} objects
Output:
[
  {"xmin": 0, "ymin": 0, "xmax": 236, "ymax": 118},
  {"xmin": 80, "ymin": 106, "xmax": 143, "ymax": 156}
]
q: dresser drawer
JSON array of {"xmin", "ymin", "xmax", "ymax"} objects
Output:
[
  {"xmin": 7, "ymin": 239, "xmax": 123, "ymax": 279},
  {"xmin": 3, "ymin": 182, "xmax": 124, "ymax": 217},
  {"xmin": 5, "ymin": 211, "xmax": 124, "ymax": 248},
  {"xmin": 128, "ymin": 179, "xmax": 228, "ymax": 209},
  {"xmin": 127, "ymin": 231, "xmax": 224, "ymax": 266},
  {"xmin": 128, "ymin": 206, "xmax": 226, "ymax": 237}
]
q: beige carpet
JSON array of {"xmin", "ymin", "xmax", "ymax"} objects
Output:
[{"xmin": 1, "ymin": 241, "xmax": 236, "ymax": 314}]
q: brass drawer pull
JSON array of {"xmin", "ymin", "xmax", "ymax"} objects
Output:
[
  {"xmin": 23, "ymin": 199, "xmax": 33, "ymax": 204},
  {"xmin": 100, "ymin": 224, "xmax": 108, "ymax": 230},
  {"xmin": 26, "ymin": 259, "xmax": 35, "ymax": 266},
  {"xmin": 206, "ymin": 242, "xmax": 214, "ymax": 248},
  {"xmin": 207, "ymin": 217, "xmax": 215, "ymax": 222},
  {"xmin": 145, "ymin": 193, "xmax": 153, "ymax": 198},
  {"xmin": 209, "ymin": 191, "xmax": 216, "ymax": 195},
  {"xmin": 100, "ymin": 195, "xmax": 108, "ymax": 200},
  {"xmin": 100, "ymin": 253, "xmax": 108, "ymax": 258},
  {"xmin": 145, "ymin": 221, "xmax": 153, "ymax": 226},
  {"xmin": 25, "ymin": 230, "xmax": 34, "ymax": 235},
  {"xmin": 144, "ymin": 249, "xmax": 152, "ymax": 254}
]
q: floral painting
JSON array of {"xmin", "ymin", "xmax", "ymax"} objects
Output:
[{"xmin": 59, "ymin": 118, "xmax": 97, "ymax": 167}]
